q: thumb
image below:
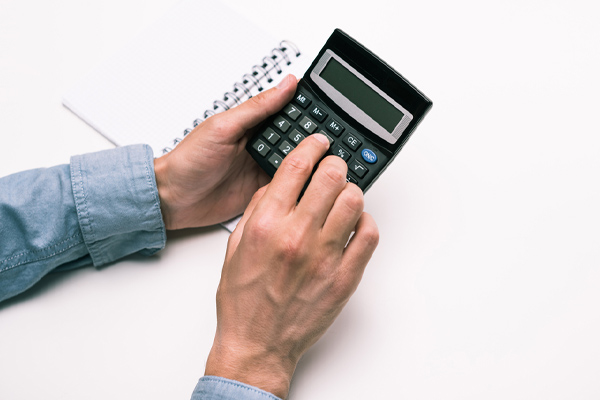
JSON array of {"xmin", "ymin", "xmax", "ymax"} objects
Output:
[{"xmin": 225, "ymin": 74, "xmax": 297, "ymax": 133}]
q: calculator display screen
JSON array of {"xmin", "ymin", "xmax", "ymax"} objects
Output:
[
  {"xmin": 310, "ymin": 49, "xmax": 412, "ymax": 145},
  {"xmin": 319, "ymin": 58, "xmax": 404, "ymax": 134}
]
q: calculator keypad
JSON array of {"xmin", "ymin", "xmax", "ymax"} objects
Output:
[
  {"xmin": 326, "ymin": 119, "xmax": 345, "ymax": 136},
  {"xmin": 299, "ymin": 116, "xmax": 317, "ymax": 134},
  {"xmin": 273, "ymin": 116, "xmax": 291, "ymax": 133},
  {"xmin": 294, "ymin": 92, "xmax": 311, "ymax": 109},
  {"xmin": 252, "ymin": 139, "xmax": 270, "ymax": 157},
  {"xmin": 279, "ymin": 140, "xmax": 295, "ymax": 156},
  {"xmin": 289, "ymin": 129, "xmax": 305, "ymax": 145},
  {"xmin": 342, "ymin": 133, "xmax": 362, "ymax": 151},
  {"xmin": 247, "ymin": 84, "xmax": 387, "ymax": 191},
  {"xmin": 283, "ymin": 104, "xmax": 302, "ymax": 121},
  {"xmin": 309, "ymin": 105, "xmax": 328, "ymax": 122},
  {"xmin": 268, "ymin": 153, "xmax": 283, "ymax": 169},
  {"xmin": 262, "ymin": 128, "xmax": 280, "ymax": 145}
]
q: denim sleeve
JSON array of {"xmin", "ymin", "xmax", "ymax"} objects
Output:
[
  {"xmin": 192, "ymin": 376, "xmax": 282, "ymax": 400},
  {"xmin": 0, "ymin": 144, "xmax": 166, "ymax": 302}
]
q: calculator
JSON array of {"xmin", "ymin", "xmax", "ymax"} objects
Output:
[{"xmin": 246, "ymin": 29, "xmax": 432, "ymax": 193}]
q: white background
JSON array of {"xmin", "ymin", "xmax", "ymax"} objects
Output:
[{"xmin": 1, "ymin": 0, "xmax": 599, "ymax": 399}]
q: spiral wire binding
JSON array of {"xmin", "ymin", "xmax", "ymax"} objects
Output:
[{"xmin": 162, "ymin": 40, "xmax": 301, "ymax": 154}]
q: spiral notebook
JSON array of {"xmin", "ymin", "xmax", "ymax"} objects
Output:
[{"xmin": 62, "ymin": 0, "xmax": 310, "ymax": 232}]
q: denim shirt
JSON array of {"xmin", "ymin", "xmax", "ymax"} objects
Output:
[{"xmin": 0, "ymin": 144, "xmax": 281, "ymax": 400}]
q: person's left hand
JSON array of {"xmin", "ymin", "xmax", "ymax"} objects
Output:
[{"xmin": 154, "ymin": 74, "xmax": 297, "ymax": 229}]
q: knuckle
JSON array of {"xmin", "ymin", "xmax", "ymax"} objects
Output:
[
  {"xmin": 246, "ymin": 92, "xmax": 271, "ymax": 117},
  {"xmin": 278, "ymin": 231, "xmax": 308, "ymax": 262},
  {"xmin": 252, "ymin": 185, "xmax": 268, "ymax": 201},
  {"xmin": 340, "ymin": 186, "xmax": 365, "ymax": 214},
  {"xmin": 325, "ymin": 154, "xmax": 348, "ymax": 170},
  {"xmin": 329, "ymin": 272, "xmax": 356, "ymax": 302},
  {"xmin": 245, "ymin": 213, "xmax": 274, "ymax": 241},
  {"xmin": 205, "ymin": 115, "xmax": 230, "ymax": 135},
  {"xmin": 283, "ymin": 154, "xmax": 312, "ymax": 176},
  {"xmin": 318, "ymin": 160, "xmax": 346, "ymax": 186},
  {"xmin": 361, "ymin": 219, "xmax": 380, "ymax": 248}
]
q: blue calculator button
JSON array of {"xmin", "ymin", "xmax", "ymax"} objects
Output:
[{"xmin": 361, "ymin": 148, "xmax": 378, "ymax": 164}]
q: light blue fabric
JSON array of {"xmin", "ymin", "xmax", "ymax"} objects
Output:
[
  {"xmin": 192, "ymin": 376, "xmax": 282, "ymax": 400},
  {"xmin": 0, "ymin": 144, "xmax": 166, "ymax": 302},
  {"xmin": 0, "ymin": 144, "xmax": 281, "ymax": 400}
]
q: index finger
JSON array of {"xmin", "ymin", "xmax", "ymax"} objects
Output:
[{"xmin": 262, "ymin": 133, "xmax": 330, "ymax": 213}]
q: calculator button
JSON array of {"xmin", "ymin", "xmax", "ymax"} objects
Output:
[
  {"xmin": 294, "ymin": 92, "xmax": 312, "ymax": 109},
  {"xmin": 309, "ymin": 105, "xmax": 328, "ymax": 122},
  {"xmin": 283, "ymin": 104, "xmax": 302, "ymax": 121},
  {"xmin": 279, "ymin": 140, "xmax": 295, "ymax": 156},
  {"xmin": 316, "ymin": 130, "xmax": 334, "ymax": 145},
  {"xmin": 346, "ymin": 174, "xmax": 358, "ymax": 184},
  {"xmin": 261, "ymin": 128, "xmax": 280, "ymax": 144},
  {"xmin": 361, "ymin": 148, "xmax": 378, "ymax": 164},
  {"xmin": 326, "ymin": 119, "xmax": 345, "ymax": 136},
  {"xmin": 273, "ymin": 116, "xmax": 291, "ymax": 133},
  {"xmin": 343, "ymin": 133, "xmax": 362, "ymax": 151},
  {"xmin": 268, "ymin": 153, "xmax": 283, "ymax": 169},
  {"xmin": 349, "ymin": 159, "xmax": 368, "ymax": 178},
  {"xmin": 252, "ymin": 139, "xmax": 270, "ymax": 157},
  {"xmin": 288, "ymin": 129, "xmax": 306, "ymax": 144},
  {"xmin": 299, "ymin": 116, "xmax": 317, "ymax": 134},
  {"xmin": 332, "ymin": 145, "xmax": 351, "ymax": 162}
]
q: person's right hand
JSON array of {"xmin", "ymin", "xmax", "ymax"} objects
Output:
[{"xmin": 204, "ymin": 133, "xmax": 379, "ymax": 399}]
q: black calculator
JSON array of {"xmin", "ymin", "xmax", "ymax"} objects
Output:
[{"xmin": 247, "ymin": 29, "xmax": 432, "ymax": 193}]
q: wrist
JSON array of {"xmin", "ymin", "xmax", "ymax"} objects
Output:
[
  {"xmin": 153, "ymin": 156, "xmax": 176, "ymax": 230},
  {"xmin": 205, "ymin": 340, "xmax": 295, "ymax": 399}
]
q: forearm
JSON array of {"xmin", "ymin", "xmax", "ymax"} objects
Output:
[
  {"xmin": 191, "ymin": 376, "xmax": 282, "ymax": 400},
  {"xmin": 0, "ymin": 145, "xmax": 166, "ymax": 302}
]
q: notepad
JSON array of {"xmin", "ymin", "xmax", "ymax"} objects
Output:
[{"xmin": 63, "ymin": 0, "xmax": 310, "ymax": 232}]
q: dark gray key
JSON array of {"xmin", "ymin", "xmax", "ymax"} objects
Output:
[
  {"xmin": 268, "ymin": 153, "xmax": 283, "ymax": 169},
  {"xmin": 252, "ymin": 139, "xmax": 270, "ymax": 157},
  {"xmin": 349, "ymin": 159, "xmax": 368, "ymax": 178},
  {"xmin": 299, "ymin": 116, "xmax": 317, "ymax": 134},
  {"xmin": 288, "ymin": 129, "xmax": 305, "ymax": 145},
  {"xmin": 309, "ymin": 105, "xmax": 327, "ymax": 122},
  {"xmin": 346, "ymin": 174, "xmax": 358, "ymax": 184},
  {"xmin": 326, "ymin": 119, "xmax": 345, "ymax": 136},
  {"xmin": 279, "ymin": 140, "xmax": 295, "ymax": 156},
  {"xmin": 262, "ymin": 127, "xmax": 280, "ymax": 144},
  {"xmin": 294, "ymin": 92, "xmax": 311, "ymax": 109},
  {"xmin": 343, "ymin": 133, "xmax": 362, "ymax": 151},
  {"xmin": 332, "ymin": 145, "xmax": 351, "ymax": 162},
  {"xmin": 283, "ymin": 104, "xmax": 302, "ymax": 121},
  {"xmin": 316, "ymin": 130, "xmax": 334, "ymax": 145},
  {"xmin": 273, "ymin": 116, "xmax": 291, "ymax": 133}
]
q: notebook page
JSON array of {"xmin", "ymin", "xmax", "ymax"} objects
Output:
[{"xmin": 63, "ymin": 0, "xmax": 305, "ymax": 156}]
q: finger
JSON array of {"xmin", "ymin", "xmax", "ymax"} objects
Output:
[
  {"xmin": 331, "ymin": 213, "xmax": 379, "ymax": 301},
  {"xmin": 320, "ymin": 182, "xmax": 365, "ymax": 245},
  {"xmin": 341, "ymin": 212, "xmax": 379, "ymax": 282},
  {"xmin": 262, "ymin": 133, "xmax": 330, "ymax": 213},
  {"xmin": 227, "ymin": 185, "xmax": 269, "ymax": 258},
  {"xmin": 295, "ymin": 155, "xmax": 348, "ymax": 229},
  {"xmin": 223, "ymin": 74, "xmax": 297, "ymax": 135}
]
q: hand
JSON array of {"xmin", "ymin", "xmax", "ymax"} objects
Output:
[
  {"xmin": 205, "ymin": 134, "xmax": 380, "ymax": 399},
  {"xmin": 154, "ymin": 75, "xmax": 297, "ymax": 229}
]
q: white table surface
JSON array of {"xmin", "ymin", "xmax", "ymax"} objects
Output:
[{"xmin": 1, "ymin": 0, "xmax": 599, "ymax": 399}]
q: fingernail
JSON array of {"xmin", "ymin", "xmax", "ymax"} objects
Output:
[
  {"xmin": 312, "ymin": 133, "xmax": 330, "ymax": 148},
  {"xmin": 276, "ymin": 74, "xmax": 291, "ymax": 90}
]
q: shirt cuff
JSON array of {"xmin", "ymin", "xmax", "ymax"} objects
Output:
[
  {"xmin": 70, "ymin": 144, "xmax": 166, "ymax": 266},
  {"xmin": 192, "ymin": 376, "xmax": 282, "ymax": 400}
]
